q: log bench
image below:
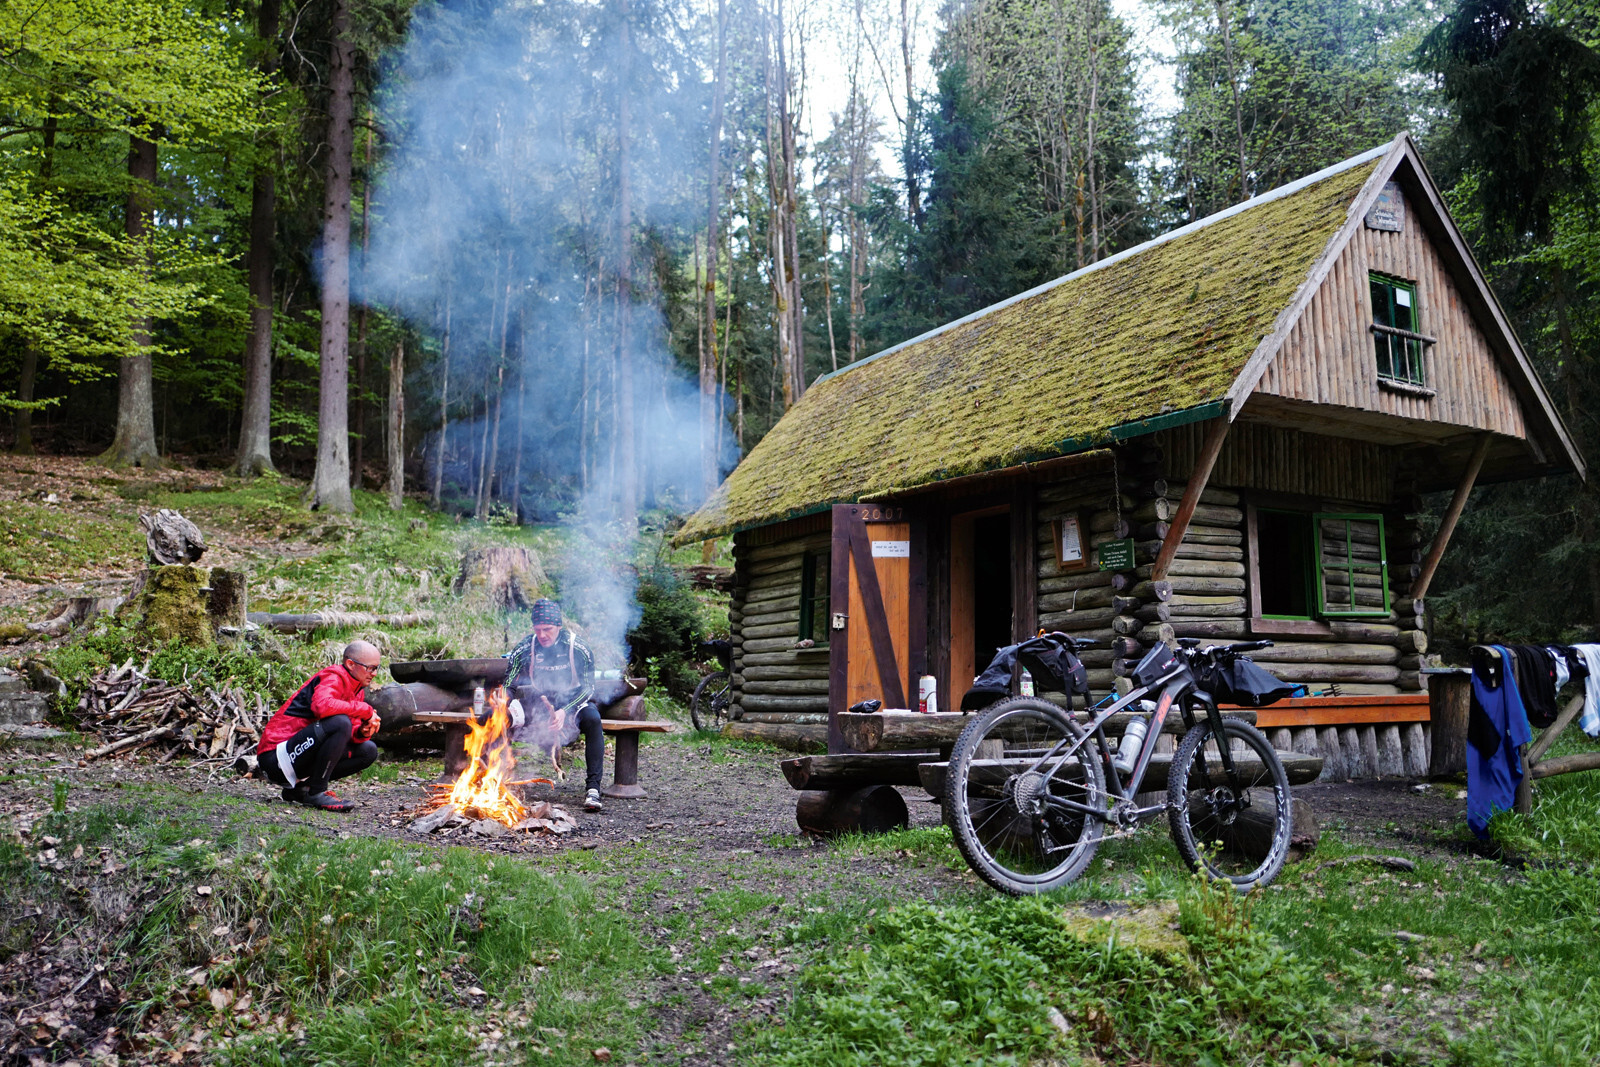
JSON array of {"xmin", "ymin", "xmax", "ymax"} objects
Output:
[{"xmin": 915, "ymin": 749, "xmax": 1324, "ymax": 797}]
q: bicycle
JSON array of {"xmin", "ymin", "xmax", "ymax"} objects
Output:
[
  {"xmin": 945, "ymin": 634, "xmax": 1293, "ymax": 896},
  {"xmin": 690, "ymin": 639, "xmax": 734, "ymax": 731}
]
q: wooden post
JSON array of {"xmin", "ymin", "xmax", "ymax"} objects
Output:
[
  {"xmin": 1152, "ymin": 418, "xmax": 1230, "ymax": 582},
  {"xmin": 1427, "ymin": 670, "xmax": 1471, "ymax": 778},
  {"xmin": 1411, "ymin": 435, "xmax": 1492, "ymax": 602}
]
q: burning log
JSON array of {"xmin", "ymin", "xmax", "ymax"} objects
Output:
[{"xmin": 410, "ymin": 685, "xmax": 575, "ymax": 837}]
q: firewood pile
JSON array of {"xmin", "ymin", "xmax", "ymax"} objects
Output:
[{"xmin": 70, "ymin": 658, "xmax": 267, "ymax": 762}]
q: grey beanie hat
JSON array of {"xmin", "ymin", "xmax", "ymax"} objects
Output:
[{"xmin": 529, "ymin": 598, "xmax": 562, "ymax": 626}]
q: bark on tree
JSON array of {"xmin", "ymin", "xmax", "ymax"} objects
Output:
[
  {"xmin": 387, "ymin": 339, "xmax": 405, "ymax": 510},
  {"xmin": 701, "ymin": 0, "xmax": 727, "ymax": 498},
  {"xmin": 235, "ymin": 0, "xmax": 280, "ymax": 477},
  {"xmin": 101, "ymin": 131, "xmax": 161, "ymax": 468},
  {"xmin": 15, "ymin": 111, "xmax": 55, "ymax": 456},
  {"xmin": 432, "ymin": 286, "xmax": 452, "ymax": 507},
  {"xmin": 352, "ymin": 125, "xmax": 373, "ymax": 490},
  {"xmin": 616, "ymin": 0, "xmax": 638, "ymax": 530},
  {"xmin": 307, "ymin": 0, "xmax": 356, "ymax": 513},
  {"xmin": 764, "ymin": 0, "xmax": 803, "ymax": 409}
]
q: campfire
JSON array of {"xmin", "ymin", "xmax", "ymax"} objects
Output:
[{"xmin": 411, "ymin": 686, "xmax": 576, "ymax": 837}]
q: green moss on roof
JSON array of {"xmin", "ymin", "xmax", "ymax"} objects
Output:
[{"xmin": 680, "ymin": 156, "xmax": 1380, "ymax": 543}]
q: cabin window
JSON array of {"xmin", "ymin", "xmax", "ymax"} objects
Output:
[
  {"xmin": 1249, "ymin": 506, "xmax": 1390, "ymax": 627},
  {"xmin": 1370, "ymin": 274, "xmax": 1424, "ymax": 386},
  {"xmin": 798, "ymin": 550, "xmax": 831, "ymax": 645}
]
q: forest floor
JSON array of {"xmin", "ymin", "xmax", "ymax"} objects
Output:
[{"xmin": 0, "ymin": 455, "xmax": 1597, "ymax": 1067}]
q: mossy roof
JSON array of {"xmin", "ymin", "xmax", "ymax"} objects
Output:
[{"xmin": 679, "ymin": 146, "xmax": 1388, "ymax": 543}]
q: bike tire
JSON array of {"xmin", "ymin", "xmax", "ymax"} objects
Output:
[
  {"xmin": 1166, "ymin": 717, "xmax": 1293, "ymax": 890},
  {"xmin": 945, "ymin": 696, "xmax": 1105, "ymax": 896},
  {"xmin": 690, "ymin": 671, "xmax": 732, "ymax": 732}
]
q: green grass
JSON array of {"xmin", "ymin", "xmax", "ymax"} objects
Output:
[{"xmin": 4, "ymin": 800, "xmax": 659, "ymax": 1067}]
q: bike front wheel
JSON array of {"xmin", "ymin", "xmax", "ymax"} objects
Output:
[
  {"xmin": 1167, "ymin": 717, "xmax": 1292, "ymax": 890},
  {"xmin": 690, "ymin": 670, "xmax": 732, "ymax": 731},
  {"xmin": 945, "ymin": 696, "xmax": 1105, "ymax": 896}
]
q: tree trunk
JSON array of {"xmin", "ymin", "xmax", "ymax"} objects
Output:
[
  {"xmin": 387, "ymin": 339, "xmax": 405, "ymax": 510},
  {"xmin": 307, "ymin": 0, "xmax": 356, "ymax": 513},
  {"xmin": 351, "ymin": 126, "xmax": 372, "ymax": 491},
  {"xmin": 14, "ymin": 345, "xmax": 37, "ymax": 455},
  {"xmin": 101, "ymin": 132, "xmax": 161, "ymax": 468},
  {"xmin": 616, "ymin": 0, "xmax": 637, "ymax": 530},
  {"xmin": 764, "ymin": 0, "xmax": 799, "ymax": 411},
  {"xmin": 701, "ymin": 0, "xmax": 727, "ymax": 498},
  {"xmin": 432, "ymin": 286, "xmax": 452, "ymax": 507}
]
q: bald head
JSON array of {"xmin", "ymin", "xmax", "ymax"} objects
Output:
[{"xmin": 342, "ymin": 640, "xmax": 381, "ymax": 672}]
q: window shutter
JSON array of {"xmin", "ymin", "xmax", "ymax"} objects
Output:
[{"xmin": 1314, "ymin": 514, "xmax": 1390, "ymax": 618}]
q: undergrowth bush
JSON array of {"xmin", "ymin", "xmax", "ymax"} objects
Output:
[{"xmin": 628, "ymin": 561, "xmax": 704, "ymax": 701}]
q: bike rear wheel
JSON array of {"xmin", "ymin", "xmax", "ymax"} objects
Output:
[
  {"xmin": 1166, "ymin": 718, "xmax": 1292, "ymax": 890},
  {"xmin": 690, "ymin": 671, "xmax": 732, "ymax": 731},
  {"xmin": 945, "ymin": 696, "xmax": 1105, "ymax": 895}
]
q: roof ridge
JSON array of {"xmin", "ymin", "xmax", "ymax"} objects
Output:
[{"xmin": 812, "ymin": 141, "xmax": 1395, "ymax": 389}]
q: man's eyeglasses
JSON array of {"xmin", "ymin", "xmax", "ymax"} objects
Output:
[{"xmin": 348, "ymin": 660, "xmax": 381, "ymax": 672}]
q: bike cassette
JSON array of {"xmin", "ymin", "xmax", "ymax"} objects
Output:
[{"xmin": 1005, "ymin": 770, "xmax": 1049, "ymax": 814}]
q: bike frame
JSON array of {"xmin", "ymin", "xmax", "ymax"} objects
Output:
[{"xmin": 1023, "ymin": 658, "xmax": 1243, "ymax": 825}]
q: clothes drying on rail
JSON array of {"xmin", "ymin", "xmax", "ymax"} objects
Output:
[
  {"xmin": 1572, "ymin": 644, "xmax": 1600, "ymax": 738},
  {"xmin": 1467, "ymin": 644, "xmax": 1532, "ymax": 838},
  {"xmin": 1505, "ymin": 644, "xmax": 1561, "ymax": 728}
]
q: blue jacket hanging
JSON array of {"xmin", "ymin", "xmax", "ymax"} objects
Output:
[{"xmin": 1467, "ymin": 644, "xmax": 1532, "ymax": 838}]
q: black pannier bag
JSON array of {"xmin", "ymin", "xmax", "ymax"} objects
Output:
[
  {"xmin": 961, "ymin": 634, "xmax": 1089, "ymax": 711},
  {"xmin": 1200, "ymin": 656, "xmax": 1298, "ymax": 707},
  {"xmin": 1131, "ymin": 643, "xmax": 1182, "ymax": 689}
]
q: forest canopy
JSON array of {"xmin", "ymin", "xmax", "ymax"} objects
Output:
[{"xmin": 1, "ymin": 0, "xmax": 1598, "ymax": 640}]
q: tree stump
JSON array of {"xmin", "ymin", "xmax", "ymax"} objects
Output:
[
  {"xmin": 208, "ymin": 568, "xmax": 248, "ymax": 631},
  {"xmin": 1229, "ymin": 798, "xmax": 1320, "ymax": 865},
  {"xmin": 134, "ymin": 565, "xmax": 213, "ymax": 647},
  {"xmin": 140, "ymin": 509, "xmax": 206, "ymax": 565},
  {"xmin": 1428, "ymin": 671, "xmax": 1471, "ymax": 779},
  {"xmin": 453, "ymin": 546, "xmax": 545, "ymax": 611},
  {"xmin": 795, "ymin": 786, "xmax": 909, "ymax": 836}
]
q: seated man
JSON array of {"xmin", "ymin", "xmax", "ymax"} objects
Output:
[
  {"xmin": 505, "ymin": 598, "xmax": 606, "ymax": 812},
  {"xmin": 256, "ymin": 639, "xmax": 382, "ymax": 812}
]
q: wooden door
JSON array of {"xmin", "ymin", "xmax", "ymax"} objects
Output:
[{"xmin": 828, "ymin": 503, "xmax": 925, "ymax": 752}]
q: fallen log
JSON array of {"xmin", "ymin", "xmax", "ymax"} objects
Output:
[
  {"xmin": 86, "ymin": 725, "xmax": 176, "ymax": 759},
  {"xmin": 721, "ymin": 719, "xmax": 827, "ymax": 752},
  {"xmin": 26, "ymin": 597, "xmax": 97, "ymax": 639},
  {"xmin": 795, "ymin": 786, "xmax": 908, "ymax": 836},
  {"xmin": 246, "ymin": 610, "xmax": 436, "ymax": 633}
]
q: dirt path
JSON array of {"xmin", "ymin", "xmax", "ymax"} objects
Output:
[{"xmin": 2, "ymin": 732, "xmax": 1474, "ymax": 1064}]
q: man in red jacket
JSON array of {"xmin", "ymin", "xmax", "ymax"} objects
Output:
[{"xmin": 257, "ymin": 640, "xmax": 383, "ymax": 811}]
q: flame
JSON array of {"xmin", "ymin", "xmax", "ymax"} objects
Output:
[{"xmin": 430, "ymin": 686, "xmax": 547, "ymax": 827}]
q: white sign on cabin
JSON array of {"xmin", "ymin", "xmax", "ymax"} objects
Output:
[
  {"xmin": 1365, "ymin": 181, "xmax": 1404, "ymax": 232},
  {"xmin": 870, "ymin": 540, "xmax": 910, "ymax": 558}
]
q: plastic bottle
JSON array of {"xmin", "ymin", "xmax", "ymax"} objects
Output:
[
  {"xmin": 1019, "ymin": 669, "xmax": 1035, "ymax": 697},
  {"xmin": 1112, "ymin": 700, "xmax": 1156, "ymax": 775}
]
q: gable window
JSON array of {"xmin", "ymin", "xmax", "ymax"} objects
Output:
[
  {"xmin": 798, "ymin": 549, "xmax": 831, "ymax": 645},
  {"xmin": 1248, "ymin": 505, "xmax": 1390, "ymax": 631},
  {"xmin": 1370, "ymin": 273, "xmax": 1425, "ymax": 386}
]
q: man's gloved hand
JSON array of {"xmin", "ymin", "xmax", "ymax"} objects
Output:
[{"xmin": 508, "ymin": 699, "xmax": 526, "ymax": 728}]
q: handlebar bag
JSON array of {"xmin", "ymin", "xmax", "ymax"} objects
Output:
[
  {"xmin": 1131, "ymin": 643, "xmax": 1183, "ymax": 688},
  {"xmin": 960, "ymin": 636, "xmax": 1088, "ymax": 710},
  {"xmin": 1202, "ymin": 657, "xmax": 1298, "ymax": 707}
]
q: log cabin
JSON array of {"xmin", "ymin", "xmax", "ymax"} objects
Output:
[{"xmin": 676, "ymin": 133, "xmax": 1584, "ymax": 782}]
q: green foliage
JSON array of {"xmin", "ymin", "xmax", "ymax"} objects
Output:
[{"xmin": 628, "ymin": 560, "xmax": 705, "ymax": 700}]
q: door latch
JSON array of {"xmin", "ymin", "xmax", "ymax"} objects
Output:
[{"xmin": 831, "ymin": 612, "xmax": 847, "ymax": 631}]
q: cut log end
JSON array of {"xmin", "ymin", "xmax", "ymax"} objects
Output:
[{"xmin": 795, "ymin": 786, "xmax": 909, "ymax": 836}]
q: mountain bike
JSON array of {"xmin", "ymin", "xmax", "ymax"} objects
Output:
[
  {"xmin": 945, "ymin": 635, "xmax": 1293, "ymax": 895},
  {"xmin": 690, "ymin": 639, "xmax": 734, "ymax": 731}
]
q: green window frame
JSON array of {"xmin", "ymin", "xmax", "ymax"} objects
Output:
[
  {"xmin": 798, "ymin": 550, "xmax": 831, "ymax": 645},
  {"xmin": 1315, "ymin": 513, "xmax": 1391, "ymax": 618},
  {"xmin": 1370, "ymin": 273, "xmax": 1424, "ymax": 386}
]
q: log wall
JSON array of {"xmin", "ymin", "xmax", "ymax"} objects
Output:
[
  {"xmin": 728, "ymin": 517, "xmax": 832, "ymax": 723},
  {"xmin": 1253, "ymin": 188, "xmax": 1528, "ymax": 439}
]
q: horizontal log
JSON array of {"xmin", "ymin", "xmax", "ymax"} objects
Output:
[
  {"xmin": 1397, "ymin": 671, "xmax": 1423, "ymax": 691},
  {"xmin": 1127, "ymin": 580, "xmax": 1175, "ymax": 601},
  {"xmin": 1134, "ymin": 560, "xmax": 1246, "ymax": 579},
  {"xmin": 838, "ymin": 707, "xmax": 1260, "ymax": 752},
  {"xmin": 742, "ymin": 621, "xmax": 802, "ymax": 641},
  {"xmin": 1130, "ymin": 498, "xmax": 1173, "ymax": 523},
  {"xmin": 1328, "ymin": 621, "xmax": 1401, "ymax": 642},
  {"xmin": 918, "ymin": 750, "xmax": 1323, "ymax": 796},
  {"xmin": 1036, "ymin": 482, "xmax": 1115, "ymax": 504},
  {"xmin": 739, "ymin": 664, "xmax": 832, "ymax": 681},
  {"xmin": 1396, "ymin": 630, "xmax": 1428, "ymax": 654},
  {"xmin": 1135, "ymin": 521, "xmax": 1170, "ymax": 543},
  {"xmin": 1088, "ymin": 514, "xmax": 1132, "ymax": 537},
  {"xmin": 740, "ymin": 606, "xmax": 800, "ymax": 627},
  {"xmin": 1162, "ymin": 618, "xmax": 1249, "ymax": 638},
  {"xmin": 1141, "ymin": 577, "xmax": 1247, "ymax": 599},
  {"xmin": 1136, "ymin": 541, "xmax": 1243, "ymax": 563},
  {"xmin": 1248, "ymin": 643, "xmax": 1399, "ymax": 665},
  {"xmin": 722, "ymin": 720, "xmax": 827, "ymax": 752},
  {"xmin": 1318, "ymin": 520, "xmax": 1381, "ymax": 545},
  {"xmin": 738, "ymin": 712, "xmax": 829, "ymax": 724},
  {"xmin": 740, "ymin": 636, "xmax": 818, "ymax": 654},
  {"xmin": 742, "ymin": 582, "xmax": 802, "ymax": 605},
  {"xmin": 741, "ymin": 536, "xmax": 828, "ymax": 563},
  {"xmin": 1139, "ymin": 596, "xmax": 1246, "ymax": 620},
  {"xmin": 744, "ymin": 557, "xmax": 805, "ymax": 581},
  {"xmin": 781, "ymin": 752, "xmax": 937, "ymax": 790},
  {"xmin": 739, "ymin": 693, "xmax": 829, "ymax": 713},
  {"xmin": 1261, "ymin": 664, "xmax": 1401, "ymax": 683},
  {"xmin": 1036, "ymin": 571, "xmax": 1117, "ymax": 596},
  {"xmin": 739, "ymin": 679, "xmax": 830, "ymax": 696},
  {"xmin": 1037, "ymin": 613, "xmax": 1116, "ymax": 636},
  {"xmin": 1137, "ymin": 623, "xmax": 1176, "ymax": 645},
  {"xmin": 1529, "ymin": 751, "xmax": 1600, "ymax": 779},
  {"xmin": 1037, "ymin": 598, "xmax": 1116, "ymax": 622},
  {"xmin": 1162, "ymin": 482, "xmax": 1242, "ymax": 507},
  {"xmin": 740, "ymin": 651, "xmax": 829, "ymax": 667},
  {"xmin": 1397, "ymin": 655, "xmax": 1423, "ymax": 671}
]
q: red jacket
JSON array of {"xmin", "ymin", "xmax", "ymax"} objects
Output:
[{"xmin": 258, "ymin": 664, "xmax": 376, "ymax": 753}]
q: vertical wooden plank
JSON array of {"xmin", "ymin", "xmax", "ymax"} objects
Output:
[
  {"xmin": 846, "ymin": 519, "xmax": 910, "ymax": 711},
  {"xmin": 1011, "ymin": 483, "xmax": 1038, "ymax": 643},
  {"xmin": 927, "ymin": 508, "xmax": 952, "ymax": 719},
  {"xmin": 827, "ymin": 504, "xmax": 853, "ymax": 753},
  {"xmin": 949, "ymin": 513, "xmax": 975, "ymax": 707}
]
